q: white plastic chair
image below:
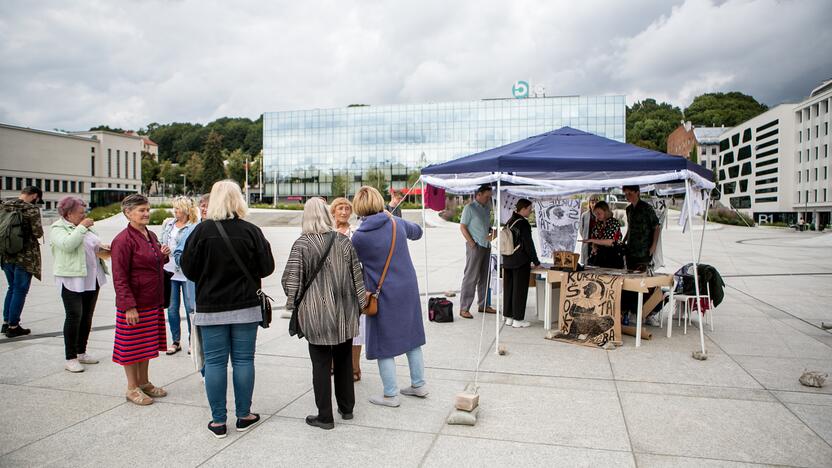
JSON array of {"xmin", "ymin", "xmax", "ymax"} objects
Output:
[{"xmin": 672, "ymin": 283, "xmax": 714, "ymax": 334}]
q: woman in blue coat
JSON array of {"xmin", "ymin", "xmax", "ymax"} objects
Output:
[{"xmin": 351, "ymin": 186, "xmax": 427, "ymax": 407}]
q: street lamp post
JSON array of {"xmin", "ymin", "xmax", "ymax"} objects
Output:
[
  {"xmin": 161, "ymin": 177, "xmax": 165, "ymax": 198},
  {"xmin": 181, "ymin": 174, "xmax": 186, "ymax": 195}
]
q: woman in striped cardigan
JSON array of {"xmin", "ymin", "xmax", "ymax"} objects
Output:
[{"xmin": 282, "ymin": 198, "xmax": 368, "ymax": 430}]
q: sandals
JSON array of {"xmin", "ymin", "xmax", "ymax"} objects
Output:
[
  {"xmin": 139, "ymin": 383, "xmax": 168, "ymax": 398},
  {"xmin": 166, "ymin": 342, "xmax": 181, "ymax": 355},
  {"xmin": 126, "ymin": 387, "xmax": 153, "ymax": 406}
]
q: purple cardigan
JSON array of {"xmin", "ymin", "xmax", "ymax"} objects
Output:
[{"xmin": 352, "ymin": 212, "xmax": 425, "ymax": 360}]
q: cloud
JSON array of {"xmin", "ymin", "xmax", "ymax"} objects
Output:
[{"xmin": 0, "ymin": 0, "xmax": 829, "ymax": 131}]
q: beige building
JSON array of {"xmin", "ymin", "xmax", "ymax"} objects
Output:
[{"xmin": 0, "ymin": 123, "xmax": 143, "ymax": 210}]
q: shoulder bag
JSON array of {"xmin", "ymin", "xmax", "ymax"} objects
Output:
[
  {"xmin": 289, "ymin": 231, "xmax": 337, "ymax": 338},
  {"xmin": 214, "ymin": 221, "xmax": 275, "ymax": 329},
  {"xmin": 364, "ymin": 213, "xmax": 397, "ymax": 316}
]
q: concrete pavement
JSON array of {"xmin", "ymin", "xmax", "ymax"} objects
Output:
[{"xmin": 1, "ymin": 211, "xmax": 831, "ymax": 467}]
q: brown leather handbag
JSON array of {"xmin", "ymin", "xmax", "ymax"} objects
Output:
[{"xmin": 363, "ymin": 213, "xmax": 397, "ymax": 316}]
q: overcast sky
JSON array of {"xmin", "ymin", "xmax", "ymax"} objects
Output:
[{"xmin": 1, "ymin": 0, "xmax": 830, "ymax": 131}]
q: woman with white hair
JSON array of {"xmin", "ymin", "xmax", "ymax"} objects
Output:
[
  {"xmin": 282, "ymin": 197, "xmax": 368, "ymax": 430},
  {"xmin": 51, "ymin": 196, "xmax": 109, "ymax": 373},
  {"xmin": 181, "ymin": 180, "xmax": 275, "ymax": 439},
  {"xmin": 160, "ymin": 196, "xmax": 198, "ymax": 355}
]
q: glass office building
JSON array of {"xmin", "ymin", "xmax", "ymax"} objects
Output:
[{"xmin": 263, "ymin": 95, "xmax": 625, "ymax": 198}]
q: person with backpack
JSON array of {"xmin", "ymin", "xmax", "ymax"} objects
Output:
[
  {"xmin": 501, "ymin": 198, "xmax": 540, "ymax": 328},
  {"xmin": 1, "ymin": 186, "xmax": 43, "ymax": 338}
]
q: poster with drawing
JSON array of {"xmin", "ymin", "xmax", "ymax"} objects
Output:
[
  {"xmin": 498, "ymin": 193, "xmax": 522, "ymax": 225},
  {"xmin": 554, "ymin": 272, "xmax": 624, "ymax": 348},
  {"xmin": 533, "ymin": 198, "xmax": 580, "ymax": 258},
  {"xmin": 646, "ymin": 197, "xmax": 667, "ymax": 268}
]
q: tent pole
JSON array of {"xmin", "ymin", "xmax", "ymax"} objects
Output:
[
  {"xmin": 697, "ymin": 190, "xmax": 711, "ymax": 264},
  {"xmin": 421, "ymin": 177, "xmax": 429, "ymax": 315},
  {"xmin": 495, "ymin": 175, "xmax": 502, "ymax": 355},
  {"xmin": 685, "ymin": 179, "xmax": 706, "ymax": 355}
]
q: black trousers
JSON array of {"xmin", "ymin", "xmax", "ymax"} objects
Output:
[
  {"xmin": 61, "ymin": 284, "xmax": 100, "ymax": 360},
  {"xmin": 308, "ymin": 339, "xmax": 354, "ymax": 423},
  {"xmin": 503, "ymin": 265, "xmax": 531, "ymax": 321}
]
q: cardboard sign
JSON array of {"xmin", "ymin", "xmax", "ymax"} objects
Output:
[
  {"xmin": 533, "ymin": 198, "xmax": 580, "ymax": 258},
  {"xmin": 555, "ymin": 272, "xmax": 624, "ymax": 347}
]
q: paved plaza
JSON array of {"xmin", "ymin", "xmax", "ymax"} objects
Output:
[{"xmin": 1, "ymin": 210, "xmax": 832, "ymax": 467}]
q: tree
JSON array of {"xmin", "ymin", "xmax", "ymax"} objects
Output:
[
  {"xmin": 407, "ymin": 170, "xmax": 421, "ymax": 188},
  {"xmin": 626, "ymin": 99, "xmax": 684, "ymax": 151},
  {"xmin": 684, "ymin": 92, "xmax": 768, "ymax": 127},
  {"xmin": 89, "ymin": 125, "xmax": 125, "ymax": 133},
  {"xmin": 184, "ymin": 153, "xmax": 204, "ymax": 193},
  {"xmin": 689, "ymin": 145, "xmax": 698, "ymax": 164},
  {"xmin": 331, "ymin": 172, "xmax": 349, "ymax": 198},
  {"xmin": 158, "ymin": 160, "xmax": 184, "ymax": 194},
  {"xmin": 225, "ymin": 149, "xmax": 248, "ymax": 188},
  {"xmin": 365, "ymin": 168, "xmax": 389, "ymax": 197},
  {"xmin": 201, "ymin": 131, "xmax": 226, "ymax": 192},
  {"xmin": 141, "ymin": 156, "xmax": 159, "ymax": 193}
]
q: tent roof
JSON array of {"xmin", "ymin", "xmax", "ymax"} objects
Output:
[{"xmin": 421, "ymin": 127, "xmax": 714, "ymax": 181}]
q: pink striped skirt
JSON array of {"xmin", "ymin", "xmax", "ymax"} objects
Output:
[{"xmin": 112, "ymin": 307, "xmax": 166, "ymax": 366}]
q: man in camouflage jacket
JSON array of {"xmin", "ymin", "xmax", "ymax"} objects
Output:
[{"xmin": 2, "ymin": 186, "xmax": 43, "ymax": 337}]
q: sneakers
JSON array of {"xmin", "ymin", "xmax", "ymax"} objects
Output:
[
  {"xmin": 505, "ymin": 318, "xmax": 514, "ymax": 326},
  {"xmin": 207, "ymin": 422, "xmax": 227, "ymax": 439},
  {"xmin": 400, "ymin": 385, "xmax": 429, "ymax": 398},
  {"xmin": 5, "ymin": 325, "xmax": 31, "ymax": 338},
  {"xmin": 646, "ymin": 314, "xmax": 662, "ymax": 327},
  {"xmin": 305, "ymin": 415, "xmax": 335, "ymax": 430},
  {"xmin": 512, "ymin": 320, "xmax": 531, "ymax": 328},
  {"xmin": 369, "ymin": 395, "xmax": 401, "ymax": 407},
  {"xmin": 65, "ymin": 359, "xmax": 84, "ymax": 373},
  {"xmin": 77, "ymin": 353, "xmax": 99, "ymax": 364},
  {"xmin": 236, "ymin": 413, "xmax": 262, "ymax": 432}
]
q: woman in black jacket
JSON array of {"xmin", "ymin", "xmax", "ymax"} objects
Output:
[
  {"xmin": 180, "ymin": 180, "xmax": 275, "ymax": 439},
  {"xmin": 502, "ymin": 199, "xmax": 540, "ymax": 328}
]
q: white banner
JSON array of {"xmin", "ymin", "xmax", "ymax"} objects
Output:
[
  {"xmin": 533, "ymin": 198, "xmax": 581, "ymax": 258},
  {"xmin": 498, "ymin": 193, "xmax": 522, "ymax": 224},
  {"xmin": 647, "ymin": 197, "xmax": 667, "ymax": 268}
]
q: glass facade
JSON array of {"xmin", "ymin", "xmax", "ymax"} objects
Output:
[{"xmin": 263, "ymin": 95, "xmax": 625, "ymax": 198}]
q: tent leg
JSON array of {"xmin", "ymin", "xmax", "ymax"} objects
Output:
[
  {"xmin": 685, "ymin": 179, "xmax": 706, "ymax": 355},
  {"xmin": 697, "ymin": 190, "xmax": 711, "ymax": 264},
  {"xmin": 495, "ymin": 175, "xmax": 502, "ymax": 355},
  {"xmin": 421, "ymin": 177, "xmax": 429, "ymax": 315}
]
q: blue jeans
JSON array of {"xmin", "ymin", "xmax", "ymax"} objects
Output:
[
  {"xmin": 167, "ymin": 279, "xmax": 194, "ymax": 343},
  {"xmin": 2, "ymin": 263, "xmax": 32, "ymax": 326},
  {"xmin": 377, "ymin": 346, "xmax": 426, "ymax": 397},
  {"xmin": 200, "ymin": 322, "xmax": 258, "ymax": 423}
]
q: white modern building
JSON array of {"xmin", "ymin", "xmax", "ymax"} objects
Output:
[
  {"xmin": 0, "ymin": 123, "xmax": 143, "ymax": 210},
  {"xmin": 716, "ymin": 79, "xmax": 832, "ymax": 227},
  {"xmin": 793, "ymin": 79, "xmax": 832, "ymax": 228}
]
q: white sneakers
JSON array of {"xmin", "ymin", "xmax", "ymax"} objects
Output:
[
  {"xmin": 65, "ymin": 359, "xmax": 84, "ymax": 373},
  {"xmin": 78, "ymin": 353, "xmax": 99, "ymax": 364},
  {"xmin": 506, "ymin": 318, "xmax": 531, "ymax": 328}
]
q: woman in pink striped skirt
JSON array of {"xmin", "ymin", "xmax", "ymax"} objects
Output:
[{"xmin": 111, "ymin": 194, "xmax": 170, "ymax": 405}]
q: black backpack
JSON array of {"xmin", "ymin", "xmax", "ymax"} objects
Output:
[{"xmin": 428, "ymin": 297, "xmax": 454, "ymax": 323}]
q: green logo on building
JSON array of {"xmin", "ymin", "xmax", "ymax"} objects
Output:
[{"xmin": 512, "ymin": 81, "xmax": 529, "ymax": 99}]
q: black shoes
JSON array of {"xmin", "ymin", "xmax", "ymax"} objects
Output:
[
  {"xmin": 337, "ymin": 409, "xmax": 353, "ymax": 420},
  {"xmin": 5, "ymin": 325, "xmax": 31, "ymax": 338},
  {"xmin": 207, "ymin": 422, "xmax": 227, "ymax": 439},
  {"xmin": 236, "ymin": 413, "xmax": 262, "ymax": 432},
  {"xmin": 305, "ymin": 415, "xmax": 335, "ymax": 430},
  {"xmin": 1, "ymin": 323, "xmax": 7, "ymax": 334}
]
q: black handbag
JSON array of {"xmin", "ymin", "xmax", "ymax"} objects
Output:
[
  {"xmin": 214, "ymin": 221, "xmax": 274, "ymax": 329},
  {"xmin": 428, "ymin": 297, "xmax": 454, "ymax": 323},
  {"xmin": 163, "ymin": 270, "xmax": 174, "ymax": 309},
  {"xmin": 289, "ymin": 232, "xmax": 336, "ymax": 339}
]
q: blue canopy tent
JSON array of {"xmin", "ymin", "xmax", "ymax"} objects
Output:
[{"xmin": 417, "ymin": 127, "xmax": 714, "ymax": 355}]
